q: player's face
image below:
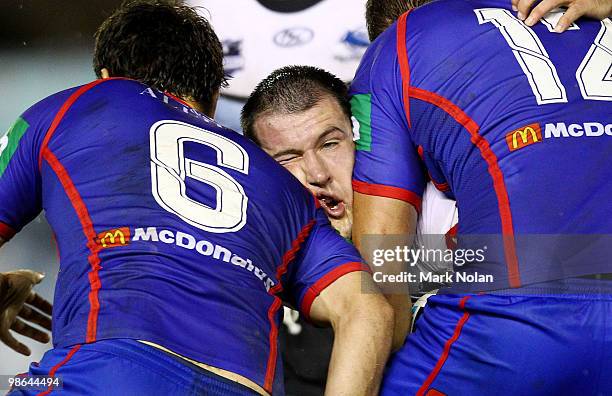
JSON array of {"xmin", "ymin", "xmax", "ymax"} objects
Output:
[{"xmin": 255, "ymin": 96, "xmax": 355, "ymax": 238}]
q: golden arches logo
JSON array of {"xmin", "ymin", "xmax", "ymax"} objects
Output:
[
  {"xmin": 506, "ymin": 123, "xmax": 542, "ymax": 152},
  {"xmin": 96, "ymin": 227, "xmax": 131, "ymax": 248}
]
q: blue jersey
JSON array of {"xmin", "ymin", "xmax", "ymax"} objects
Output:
[
  {"xmin": 350, "ymin": 0, "xmax": 612, "ymax": 290},
  {"xmin": 0, "ymin": 78, "xmax": 368, "ymax": 394}
]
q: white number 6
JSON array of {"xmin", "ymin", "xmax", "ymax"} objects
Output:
[{"xmin": 150, "ymin": 120, "xmax": 249, "ymax": 233}]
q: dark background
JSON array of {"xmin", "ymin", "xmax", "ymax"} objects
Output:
[{"xmin": 0, "ymin": 0, "xmax": 124, "ymax": 47}]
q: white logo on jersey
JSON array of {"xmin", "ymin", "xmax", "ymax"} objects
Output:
[
  {"xmin": 0, "ymin": 135, "xmax": 8, "ymax": 157},
  {"xmin": 544, "ymin": 122, "xmax": 612, "ymax": 138},
  {"xmin": 133, "ymin": 227, "xmax": 275, "ymax": 291},
  {"xmin": 351, "ymin": 116, "xmax": 361, "ymax": 142}
]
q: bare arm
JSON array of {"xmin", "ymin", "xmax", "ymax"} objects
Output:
[
  {"xmin": 352, "ymin": 192, "xmax": 418, "ymax": 351},
  {"xmin": 309, "ymin": 271, "xmax": 394, "ymax": 396},
  {"xmin": 513, "ymin": 0, "xmax": 612, "ymax": 32}
]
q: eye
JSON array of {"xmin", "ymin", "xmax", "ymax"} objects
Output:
[
  {"xmin": 322, "ymin": 140, "xmax": 339, "ymax": 150},
  {"xmin": 277, "ymin": 156, "xmax": 299, "ymax": 166}
]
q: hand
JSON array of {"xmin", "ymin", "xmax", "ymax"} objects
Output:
[
  {"xmin": 512, "ymin": 0, "xmax": 612, "ymax": 32},
  {"xmin": 0, "ymin": 270, "xmax": 53, "ymax": 355}
]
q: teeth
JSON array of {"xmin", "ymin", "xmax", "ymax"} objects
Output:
[{"xmin": 319, "ymin": 196, "xmax": 341, "ymax": 211}]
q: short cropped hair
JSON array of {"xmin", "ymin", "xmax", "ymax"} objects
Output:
[
  {"xmin": 366, "ymin": 0, "xmax": 431, "ymax": 41},
  {"xmin": 241, "ymin": 65, "xmax": 351, "ymax": 145},
  {"xmin": 93, "ymin": 0, "xmax": 226, "ymax": 107}
]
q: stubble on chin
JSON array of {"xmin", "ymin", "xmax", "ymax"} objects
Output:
[{"xmin": 330, "ymin": 205, "xmax": 353, "ymax": 240}]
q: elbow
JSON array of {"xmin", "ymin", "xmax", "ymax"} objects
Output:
[
  {"xmin": 352, "ymin": 294, "xmax": 395, "ymax": 349},
  {"xmin": 377, "ymin": 297, "xmax": 395, "ymax": 338}
]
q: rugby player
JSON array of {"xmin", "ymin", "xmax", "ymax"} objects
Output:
[
  {"xmin": 242, "ymin": 63, "xmax": 459, "ymax": 341},
  {"xmin": 351, "ymin": 0, "xmax": 612, "ymax": 394},
  {"xmin": 0, "ymin": 1, "xmax": 393, "ymax": 395}
]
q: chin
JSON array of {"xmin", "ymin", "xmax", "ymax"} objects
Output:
[{"xmin": 330, "ymin": 207, "xmax": 353, "ymax": 240}]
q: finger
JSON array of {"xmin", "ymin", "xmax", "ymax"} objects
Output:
[
  {"xmin": 0, "ymin": 329, "xmax": 31, "ymax": 356},
  {"xmin": 26, "ymin": 292, "xmax": 53, "ymax": 316},
  {"xmin": 18, "ymin": 305, "xmax": 52, "ymax": 331},
  {"xmin": 555, "ymin": 3, "xmax": 583, "ymax": 32},
  {"xmin": 12, "ymin": 270, "xmax": 45, "ymax": 285},
  {"xmin": 517, "ymin": 0, "xmax": 539, "ymax": 20},
  {"xmin": 512, "ymin": 0, "xmax": 519, "ymax": 12},
  {"xmin": 525, "ymin": 0, "xmax": 567, "ymax": 26},
  {"xmin": 11, "ymin": 318, "xmax": 50, "ymax": 344}
]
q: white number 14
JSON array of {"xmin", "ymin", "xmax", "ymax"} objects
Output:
[{"xmin": 475, "ymin": 8, "xmax": 612, "ymax": 104}]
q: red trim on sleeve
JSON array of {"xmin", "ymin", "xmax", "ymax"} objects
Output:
[
  {"xmin": 0, "ymin": 222, "xmax": 16, "ymax": 241},
  {"xmin": 37, "ymin": 344, "xmax": 82, "ymax": 396},
  {"xmin": 263, "ymin": 219, "xmax": 316, "ymax": 393},
  {"xmin": 42, "ymin": 150, "xmax": 102, "ymax": 343},
  {"xmin": 416, "ymin": 296, "xmax": 472, "ymax": 396},
  {"xmin": 300, "ymin": 262, "xmax": 372, "ymax": 321},
  {"xmin": 396, "ymin": 10, "xmax": 414, "ymax": 128},
  {"xmin": 353, "ymin": 179, "xmax": 422, "ymax": 212}
]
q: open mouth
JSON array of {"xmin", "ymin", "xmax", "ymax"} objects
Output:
[{"xmin": 318, "ymin": 194, "xmax": 346, "ymax": 219}]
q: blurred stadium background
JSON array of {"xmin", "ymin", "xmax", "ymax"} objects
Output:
[{"xmin": 0, "ymin": 0, "xmax": 123, "ymax": 376}]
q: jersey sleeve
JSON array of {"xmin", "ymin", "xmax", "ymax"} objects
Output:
[
  {"xmin": 349, "ymin": 23, "xmax": 427, "ymax": 212},
  {"xmin": 0, "ymin": 104, "xmax": 54, "ymax": 240},
  {"xmin": 283, "ymin": 208, "xmax": 371, "ymax": 321}
]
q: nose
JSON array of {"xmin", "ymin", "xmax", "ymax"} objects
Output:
[{"xmin": 303, "ymin": 151, "xmax": 331, "ymax": 188}]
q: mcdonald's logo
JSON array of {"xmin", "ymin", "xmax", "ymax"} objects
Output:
[
  {"xmin": 96, "ymin": 227, "xmax": 131, "ymax": 248},
  {"xmin": 506, "ymin": 123, "xmax": 542, "ymax": 152}
]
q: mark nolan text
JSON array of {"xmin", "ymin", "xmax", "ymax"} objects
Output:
[{"xmin": 373, "ymin": 271, "xmax": 494, "ymax": 284}]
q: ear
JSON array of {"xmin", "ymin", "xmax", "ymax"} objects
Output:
[{"xmin": 100, "ymin": 68, "xmax": 110, "ymax": 79}]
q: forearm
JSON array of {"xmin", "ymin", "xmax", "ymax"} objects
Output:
[
  {"xmin": 353, "ymin": 193, "xmax": 418, "ymax": 351},
  {"xmin": 324, "ymin": 296, "xmax": 393, "ymax": 396}
]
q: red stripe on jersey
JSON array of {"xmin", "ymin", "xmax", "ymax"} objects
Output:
[
  {"xmin": 409, "ymin": 87, "xmax": 520, "ymax": 287},
  {"xmin": 163, "ymin": 91, "xmax": 192, "ymax": 108},
  {"xmin": 263, "ymin": 220, "xmax": 316, "ymax": 393},
  {"xmin": 300, "ymin": 262, "xmax": 371, "ymax": 321},
  {"xmin": 445, "ymin": 224, "xmax": 459, "ymax": 250},
  {"xmin": 0, "ymin": 222, "xmax": 16, "ymax": 241},
  {"xmin": 38, "ymin": 77, "xmax": 133, "ymax": 169},
  {"xmin": 416, "ymin": 296, "xmax": 472, "ymax": 396},
  {"xmin": 42, "ymin": 150, "xmax": 102, "ymax": 343},
  {"xmin": 38, "ymin": 79, "xmax": 107, "ymax": 169},
  {"xmin": 396, "ymin": 11, "xmax": 520, "ymax": 288},
  {"xmin": 37, "ymin": 344, "xmax": 82, "ymax": 396},
  {"xmin": 37, "ymin": 79, "xmax": 135, "ymax": 342},
  {"xmin": 417, "ymin": 145, "xmax": 424, "ymax": 160},
  {"xmin": 353, "ymin": 179, "xmax": 422, "ymax": 212},
  {"xmin": 426, "ymin": 389, "xmax": 447, "ymax": 396},
  {"xmin": 397, "ymin": 10, "xmax": 415, "ymax": 128}
]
